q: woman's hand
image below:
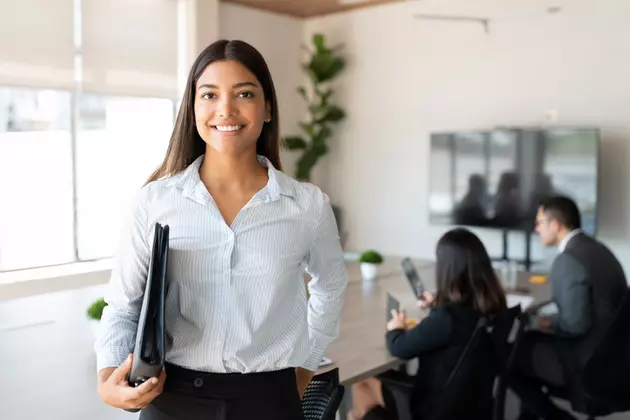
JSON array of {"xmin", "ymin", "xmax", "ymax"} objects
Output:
[
  {"xmin": 417, "ymin": 291, "xmax": 435, "ymax": 310},
  {"xmin": 295, "ymin": 367, "xmax": 315, "ymax": 399},
  {"xmin": 387, "ymin": 309, "xmax": 408, "ymax": 331},
  {"xmin": 97, "ymin": 354, "xmax": 166, "ymax": 410}
]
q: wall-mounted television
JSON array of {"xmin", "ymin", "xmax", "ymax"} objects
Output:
[{"xmin": 428, "ymin": 127, "xmax": 600, "ymax": 236}]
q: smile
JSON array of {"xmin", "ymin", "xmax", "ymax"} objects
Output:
[{"xmin": 212, "ymin": 125, "xmax": 244, "ymax": 132}]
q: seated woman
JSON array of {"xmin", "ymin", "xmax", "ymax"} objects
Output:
[{"xmin": 349, "ymin": 228, "xmax": 507, "ymax": 420}]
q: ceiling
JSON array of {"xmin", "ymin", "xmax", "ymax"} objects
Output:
[{"xmin": 222, "ymin": 0, "xmax": 404, "ymax": 18}]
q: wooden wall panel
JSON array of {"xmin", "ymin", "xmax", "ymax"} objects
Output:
[{"xmin": 222, "ymin": 0, "xmax": 403, "ymax": 18}]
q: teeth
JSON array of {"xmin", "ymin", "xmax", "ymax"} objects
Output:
[{"xmin": 214, "ymin": 125, "xmax": 243, "ymax": 132}]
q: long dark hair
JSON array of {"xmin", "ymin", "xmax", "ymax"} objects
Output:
[
  {"xmin": 146, "ymin": 40, "xmax": 282, "ymax": 184},
  {"xmin": 434, "ymin": 228, "xmax": 507, "ymax": 315}
]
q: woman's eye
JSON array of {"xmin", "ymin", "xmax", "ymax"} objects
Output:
[
  {"xmin": 201, "ymin": 92, "xmax": 216, "ymax": 100},
  {"xmin": 238, "ymin": 91, "xmax": 254, "ymax": 99}
]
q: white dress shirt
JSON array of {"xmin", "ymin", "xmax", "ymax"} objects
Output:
[
  {"xmin": 94, "ymin": 155, "xmax": 348, "ymax": 373},
  {"xmin": 559, "ymin": 228, "xmax": 582, "ymax": 252}
]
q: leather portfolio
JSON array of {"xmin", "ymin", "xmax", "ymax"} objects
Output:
[{"xmin": 126, "ymin": 222, "xmax": 169, "ymax": 410}]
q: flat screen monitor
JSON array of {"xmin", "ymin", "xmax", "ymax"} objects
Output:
[{"xmin": 428, "ymin": 127, "xmax": 600, "ymax": 236}]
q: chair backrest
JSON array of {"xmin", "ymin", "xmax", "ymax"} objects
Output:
[
  {"xmin": 302, "ymin": 368, "xmax": 345, "ymax": 420},
  {"xmin": 488, "ymin": 305, "xmax": 523, "ymax": 368},
  {"xmin": 428, "ymin": 316, "xmax": 497, "ymax": 420},
  {"xmin": 491, "ymin": 305, "xmax": 526, "ymax": 420},
  {"xmin": 582, "ymin": 289, "xmax": 630, "ymax": 407}
]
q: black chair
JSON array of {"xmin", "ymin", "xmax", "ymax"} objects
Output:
[
  {"xmin": 379, "ymin": 316, "xmax": 498, "ymax": 420},
  {"xmin": 302, "ymin": 368, "xmax": 345, "ymax": 420},
  {"xmin": 493, "ymin": 308, "xmax": 529, "ymax": 420},
  {"xmin": 498, "ymin": 290, "xmax": 630, "ymax": 420},
  {"xmin": 548, "ymin": 289, "xmax": 630, "ymax": 419}
]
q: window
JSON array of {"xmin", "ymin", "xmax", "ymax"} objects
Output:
[
  {"xmin": 0, "ymin": 87, "xmax": 75, "ymax": 271},
  {"xmin": 0, "ymin": 88, "xmax": 174, "ymax": 271},
  {"xmin": 76, "ymin": 94, "xmax": 173, "ymax": 260},
  {"xmin": 0, "ymin": 0, "xmax": 178, "ymax": 272}
]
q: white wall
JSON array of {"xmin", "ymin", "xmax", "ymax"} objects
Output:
[{"xmin": 303, "ymin": 1, "xmax": 630, "ymax": 274}]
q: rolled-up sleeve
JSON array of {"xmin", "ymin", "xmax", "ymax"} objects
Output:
[
  {"xmin": 302, "ymin": 192, "xmax": 348, "ymax": 371},
  {"xmin": 94, "ymin": 187, "xmax": 151, "ymax": 372}
]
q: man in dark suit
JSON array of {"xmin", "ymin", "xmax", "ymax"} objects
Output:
[{"xmin": 510, "ymin": 196, "xmax": 628, "ymax": 420}]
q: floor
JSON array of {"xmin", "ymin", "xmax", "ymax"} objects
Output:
[
  {"xmin": 0, "ymin": 284, "xmax": 136, "ymax": 420},
  {"xmin": 0, "ymin": 285, "xmax": 628, "ymax": 420}
]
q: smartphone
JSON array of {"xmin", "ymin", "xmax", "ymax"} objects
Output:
[
  {"xmin": 387, "ymin": 293, "xmax": 402, "ymax": 322},
  {"xmin": 401, "ymin": 257, "xmax": 425, "ymax": 298}
]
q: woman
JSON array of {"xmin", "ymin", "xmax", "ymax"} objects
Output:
[
  {"xmin": 94, "ymin": 39, "xmax": 348, "ymax": 420},
  {"xmin": 350, "ymin": 228, "xmax": 507, "ymax": 420}
]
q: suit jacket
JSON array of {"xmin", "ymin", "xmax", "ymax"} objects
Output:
[{"xmin": 548, "ymin": 232, "xmax": 628, "ymax": 368}]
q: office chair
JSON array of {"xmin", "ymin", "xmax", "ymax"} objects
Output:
[
  {"xmin": 379, "ymin": 316, "xmax": 497, "ymax": 420},
  {"xmin": 493, "ymin": 307, "xmax": 528, "ymax": 420},
  {"xmin": 302, "ymin": 368, "xmax": 345, "ymax": 420},
  {"xmin": 549, "ymin": 289, "xmax": 630, "ymax": 419},
  {"xmin": 497, "ymin": 290, "xmax": 630, "ymax": 420}
]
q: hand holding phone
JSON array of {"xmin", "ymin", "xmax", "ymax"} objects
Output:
[
  {"xmin": 387, "ymin": 293, "xmax": 401, "ymax": 322},
  {"xmin": 387, "ymin": 309, "xmax": 408, "ymax": 331},
  {"xmin": 417, "ymin": 291, "xmax": 435, "ymax": 310}
]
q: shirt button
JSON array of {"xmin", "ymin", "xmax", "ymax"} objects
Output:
[{"xmin": 193, "ymin": 378, "xmax": 203, "ymax": 388}]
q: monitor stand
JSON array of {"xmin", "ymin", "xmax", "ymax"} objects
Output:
[{"xmin": 497, "ymin": 228, "xmax": 533, "ymax": 271}]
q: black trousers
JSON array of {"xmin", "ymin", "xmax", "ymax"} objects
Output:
[
  {"xmin": 140, "ymin": 362, "xmax": 304, "ymax": 420},
  {"xmin": 509, "ymin": 331, "xmax": 567, "ymax": 418}
]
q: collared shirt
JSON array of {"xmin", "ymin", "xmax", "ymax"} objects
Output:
[
  {"xmin": 95, "ymin": 155, "xmax": 348, "ymax": 373},
  {"xmin": 559, "ymin": 229, "xmax": 582, "ymax": 252}
]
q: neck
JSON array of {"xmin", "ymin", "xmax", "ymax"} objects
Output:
[
  {"xmin": 556, "ymin": 228, "xmax": 574, "ymax": 245},
  {"xmin": 199, "ymin": 148, "xmax": 267, "ymax": 191}
]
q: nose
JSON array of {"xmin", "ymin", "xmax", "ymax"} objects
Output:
[{"xmin": 217, "ymin": 95, "xmax": 236, "ymax": 118}]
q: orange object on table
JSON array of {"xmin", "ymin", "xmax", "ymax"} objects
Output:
[{"xmin": 529, "ymin": 275, "xmax": 548, "ymax": 284}]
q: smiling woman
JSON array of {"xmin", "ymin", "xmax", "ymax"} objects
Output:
[
  {"xmin": 146, "ymin": 40, "xmax": 281, "ymax": 183},
  {"xmin": 94, "ymin": 39, "xmax": 348, "ymax": 420}
]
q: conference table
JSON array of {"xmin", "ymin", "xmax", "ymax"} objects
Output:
[{"xmin": 317, "ymin": 257, "xmax": 552, "ymax": 417}]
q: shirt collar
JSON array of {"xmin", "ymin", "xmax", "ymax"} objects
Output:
[
  {"xmin": 177, "ymin": 154, "xmax": 294, "ymax": 201},
  {"xmin": 559, "ymin": 228, "xmax": 581, "ymax": 252}
]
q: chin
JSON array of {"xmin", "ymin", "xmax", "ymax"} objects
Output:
[{"xmin": 205, "ymin": 141, "xmax": 255, "ymax": 156}]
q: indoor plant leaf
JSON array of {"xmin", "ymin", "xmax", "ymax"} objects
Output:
[{"xmin": 284, "ymin": 136, "xmax": 307, "ymax": 150}]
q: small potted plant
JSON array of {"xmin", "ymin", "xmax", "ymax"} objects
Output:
[
  {"xmin": 87, "ymin": 297, "xmax": 107, "ymax": 338},
  {"xmin": 359, "ymin": 249, "xmax": 383, "ymax": 281}
]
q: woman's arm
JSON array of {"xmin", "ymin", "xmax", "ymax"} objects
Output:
[
  {"xmin": 302, "ymin": 192, "xmax": 349, "ymax": 371},
  {"xmin": 386, "ymin": 307, "xmax": 452, "ymax": 360},
  {"xmin": 94, "ymin": 187, "xmax": 152, "ymax": 374}
]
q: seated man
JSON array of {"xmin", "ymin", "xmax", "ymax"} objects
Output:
[{"xmin": 510, "ymin": 196, "xmax": 628, "ymax": 420}]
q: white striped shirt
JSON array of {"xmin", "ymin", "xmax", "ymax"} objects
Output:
[{"xmin": 94, "ymin": 155, "xmax": 348, "ymax": 373}]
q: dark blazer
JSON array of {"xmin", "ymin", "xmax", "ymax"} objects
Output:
[
  {"xmin": 548, "ymin": 232, "xmax": 628, "ymax": 367},
  {"xmin": 386, "ymin": 303, "xmax": 494, "ymax": 420}
]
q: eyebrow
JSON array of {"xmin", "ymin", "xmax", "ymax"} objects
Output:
[{"xmin": 197, "ymin": 81, "xmax": 258, "ymax": 90}]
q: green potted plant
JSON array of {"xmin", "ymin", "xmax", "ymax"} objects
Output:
[
  {"xmin": 284, "ymin": 33, "xmax": 346, "ymax": 182},
  {"xmin": 87, "ymin": 297, "xmax": 107, "ymax": 337},
  {"xmin": 359, "ymin": 249, "xmax": 383, "ymax": 281}
]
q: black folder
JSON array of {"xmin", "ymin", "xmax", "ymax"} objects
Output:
[{"xmin": 126, "ymin": 222, "xmax": 169, "ymax": 410}]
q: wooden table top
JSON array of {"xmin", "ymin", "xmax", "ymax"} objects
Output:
[{"xmin": 317, "ymin": 257, "xmax": 552, "ymax": 385}]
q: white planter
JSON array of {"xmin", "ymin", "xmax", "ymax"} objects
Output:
[{"xmin": 360, "ymin": 263, "xmax": 379, "ymax": 281}]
